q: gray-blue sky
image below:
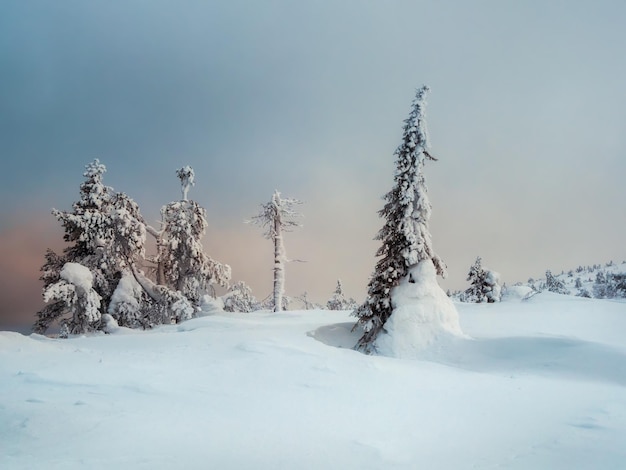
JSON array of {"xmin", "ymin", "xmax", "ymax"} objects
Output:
[{"xmin": 1, "ymin": 0, "xmax": 625, "ymax": 330}]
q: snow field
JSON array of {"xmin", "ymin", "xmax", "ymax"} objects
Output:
[{"xmin": 2, "ymin": 294, "xmax": 626, "ymax": 469}]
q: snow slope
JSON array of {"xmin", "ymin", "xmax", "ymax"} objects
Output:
[{"xmin": 2, "ymin": 293, "xmax": 626, "ymax": 469}]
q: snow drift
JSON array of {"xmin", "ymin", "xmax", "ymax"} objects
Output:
[{"xmin": 375, "ymin": 259, "xmax": 464, "ymax": 358}]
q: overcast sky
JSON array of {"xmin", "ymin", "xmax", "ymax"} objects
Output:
[{"xmin": 1, "ymin": 0, "xmax": 625, "ymax": 331}]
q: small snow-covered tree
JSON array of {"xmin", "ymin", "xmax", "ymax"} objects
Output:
[
  {"xmin": 462, "ymin": 257, "xmax": 501, "ymax": 303},
  {"xmin": 353, "ymin": 86, "xmax": 447, "ymax": 352},
  {"xmin": 43, "ymin": 262, "xmax": 102, "ymax": 335},
  {"xmin": 546, "ymin": 270, "xmax": 568, "ymax": 295},
  {"xmin": 249, "ymin": 190, "xmax": 302, "ymax": 312},
  {"xmin": 463, "ymin": 257, "xmax": 487, "ymax": 302},
  {"xmin": 327, "ymin": 279, "xmax": 357, "ymax": 310},
  {"xmin": 223, "ymin": 281, "xmax": 257, "ymax": 313}
]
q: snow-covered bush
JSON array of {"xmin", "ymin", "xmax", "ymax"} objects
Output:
[
  {"xmin": 43, "ymin": 262, "xmax": 102, "ymax": 335},
  {"xmin": 129, "ymin": 270, "xmax": 197, "ymax": 325},
  {"xmin": 223, "ymin": 281, "xmax": 258, "ymax": 313}
]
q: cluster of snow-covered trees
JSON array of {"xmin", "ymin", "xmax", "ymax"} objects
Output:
[
  {"xmin": 591, "ymin": 270, "xmax": 626, "ymax": 299},
  {"xmin": 539, "ymin": 262, "xmax": 626, "ymax": 299},
  {"xmin": 35, "ymin": 166, "xmax": 360, "ymax": 335},
  {"xmin": 34, "ymin": 161, "xmax": 231, "ymax": 335},
  {"xmin": 457, "ymin": 260, "xmax": 626, "ymax": 303}
]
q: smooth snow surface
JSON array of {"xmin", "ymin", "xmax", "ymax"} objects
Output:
[
  {"xmin": 376, "ymin": 260, "xmax": 464, "ymax": 358},
  {"xmin": 2, "ymin": 293, "xmax": 626, "ymax": 469}
]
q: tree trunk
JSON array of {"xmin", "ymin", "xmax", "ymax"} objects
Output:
[
  {"xmin": 156, "ymin": 236, "xmax": 165, "ymax": 286},
  {"xmin": 146, "ymin": 224, "xmax": 165, "ymax": 287},
  {"xmin": 273, "ymin": 216, "xmax": 284, "ymax": 312}
]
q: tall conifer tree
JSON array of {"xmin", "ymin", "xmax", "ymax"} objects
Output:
[
  {"xmin": 354, "ymin": 86, "xmax": 445, "ymax": 351},
  {"xmin": 34, "ymin": 160, "xmax": 146, "ymax": 333}
]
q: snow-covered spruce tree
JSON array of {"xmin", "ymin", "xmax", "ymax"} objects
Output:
[
  {"xmin": 34, "ymin": 160, "xmax": 147, "ymax": 333},
  {"xmin": 249, "ymin": 190, "xmax": 302, "ymax": 312},
  {"xmin": 353, "ymin": 86, "xmax": 459, "ymax": 353},
  {"xmin": 463, "ymin": 257, "xmax": 487, "ymax": 302},
  {"xmin": 545, "ymin": 270, "xmax": 568, "ymax": 295},
  {"xmin": 150, "ymin": 167, "xmax": 231, "ymax": 307},
  {"xmin": 463, "ymin": 257, "xmax": 501, "ymax": 303},
  {"xmin": 327, "ymin": 279, "xmax": 357, "ymax": 310}
]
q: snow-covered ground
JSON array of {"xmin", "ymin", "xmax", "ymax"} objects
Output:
[{"xmin": 2, "ymin": 293, "xmax": 626, "ymax": 469}]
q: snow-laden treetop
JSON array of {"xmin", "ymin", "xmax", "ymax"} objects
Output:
[
  {"xmin": 249, "ymin": 190, "xmax": 302, "ymax": 240},
  {"xmin": 176, "ymin": 166, "xmax": 195, "ymax": 201}
]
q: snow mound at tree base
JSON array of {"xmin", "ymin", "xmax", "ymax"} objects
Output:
[{"xmin": 375, "ymin": 260, "xmax": 465, "ymax": 359}]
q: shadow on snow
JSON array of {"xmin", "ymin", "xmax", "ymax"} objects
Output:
[{"xmin": 310, "ymin": 323, "xmax": 626, "ymax": 386}]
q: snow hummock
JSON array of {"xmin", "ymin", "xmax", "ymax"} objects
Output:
[
  {"xmin": 375, "ymin": 259, "xmax": 464, "ymax": 358},
  {"xmin": 502, "ymin": 284, "xmax": 535, "ymax": 300},
  {"xmin": 484, "ymin": 269, "xmax": 502, "ymax": 302},
  {"xmin": 60, "ymin": 262, "xmax": 94, "ymax": 291}
]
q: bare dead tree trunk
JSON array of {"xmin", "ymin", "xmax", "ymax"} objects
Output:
[{"xmin": 273, "ymin": 214, "xmax": 284, "ymax": 312}]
